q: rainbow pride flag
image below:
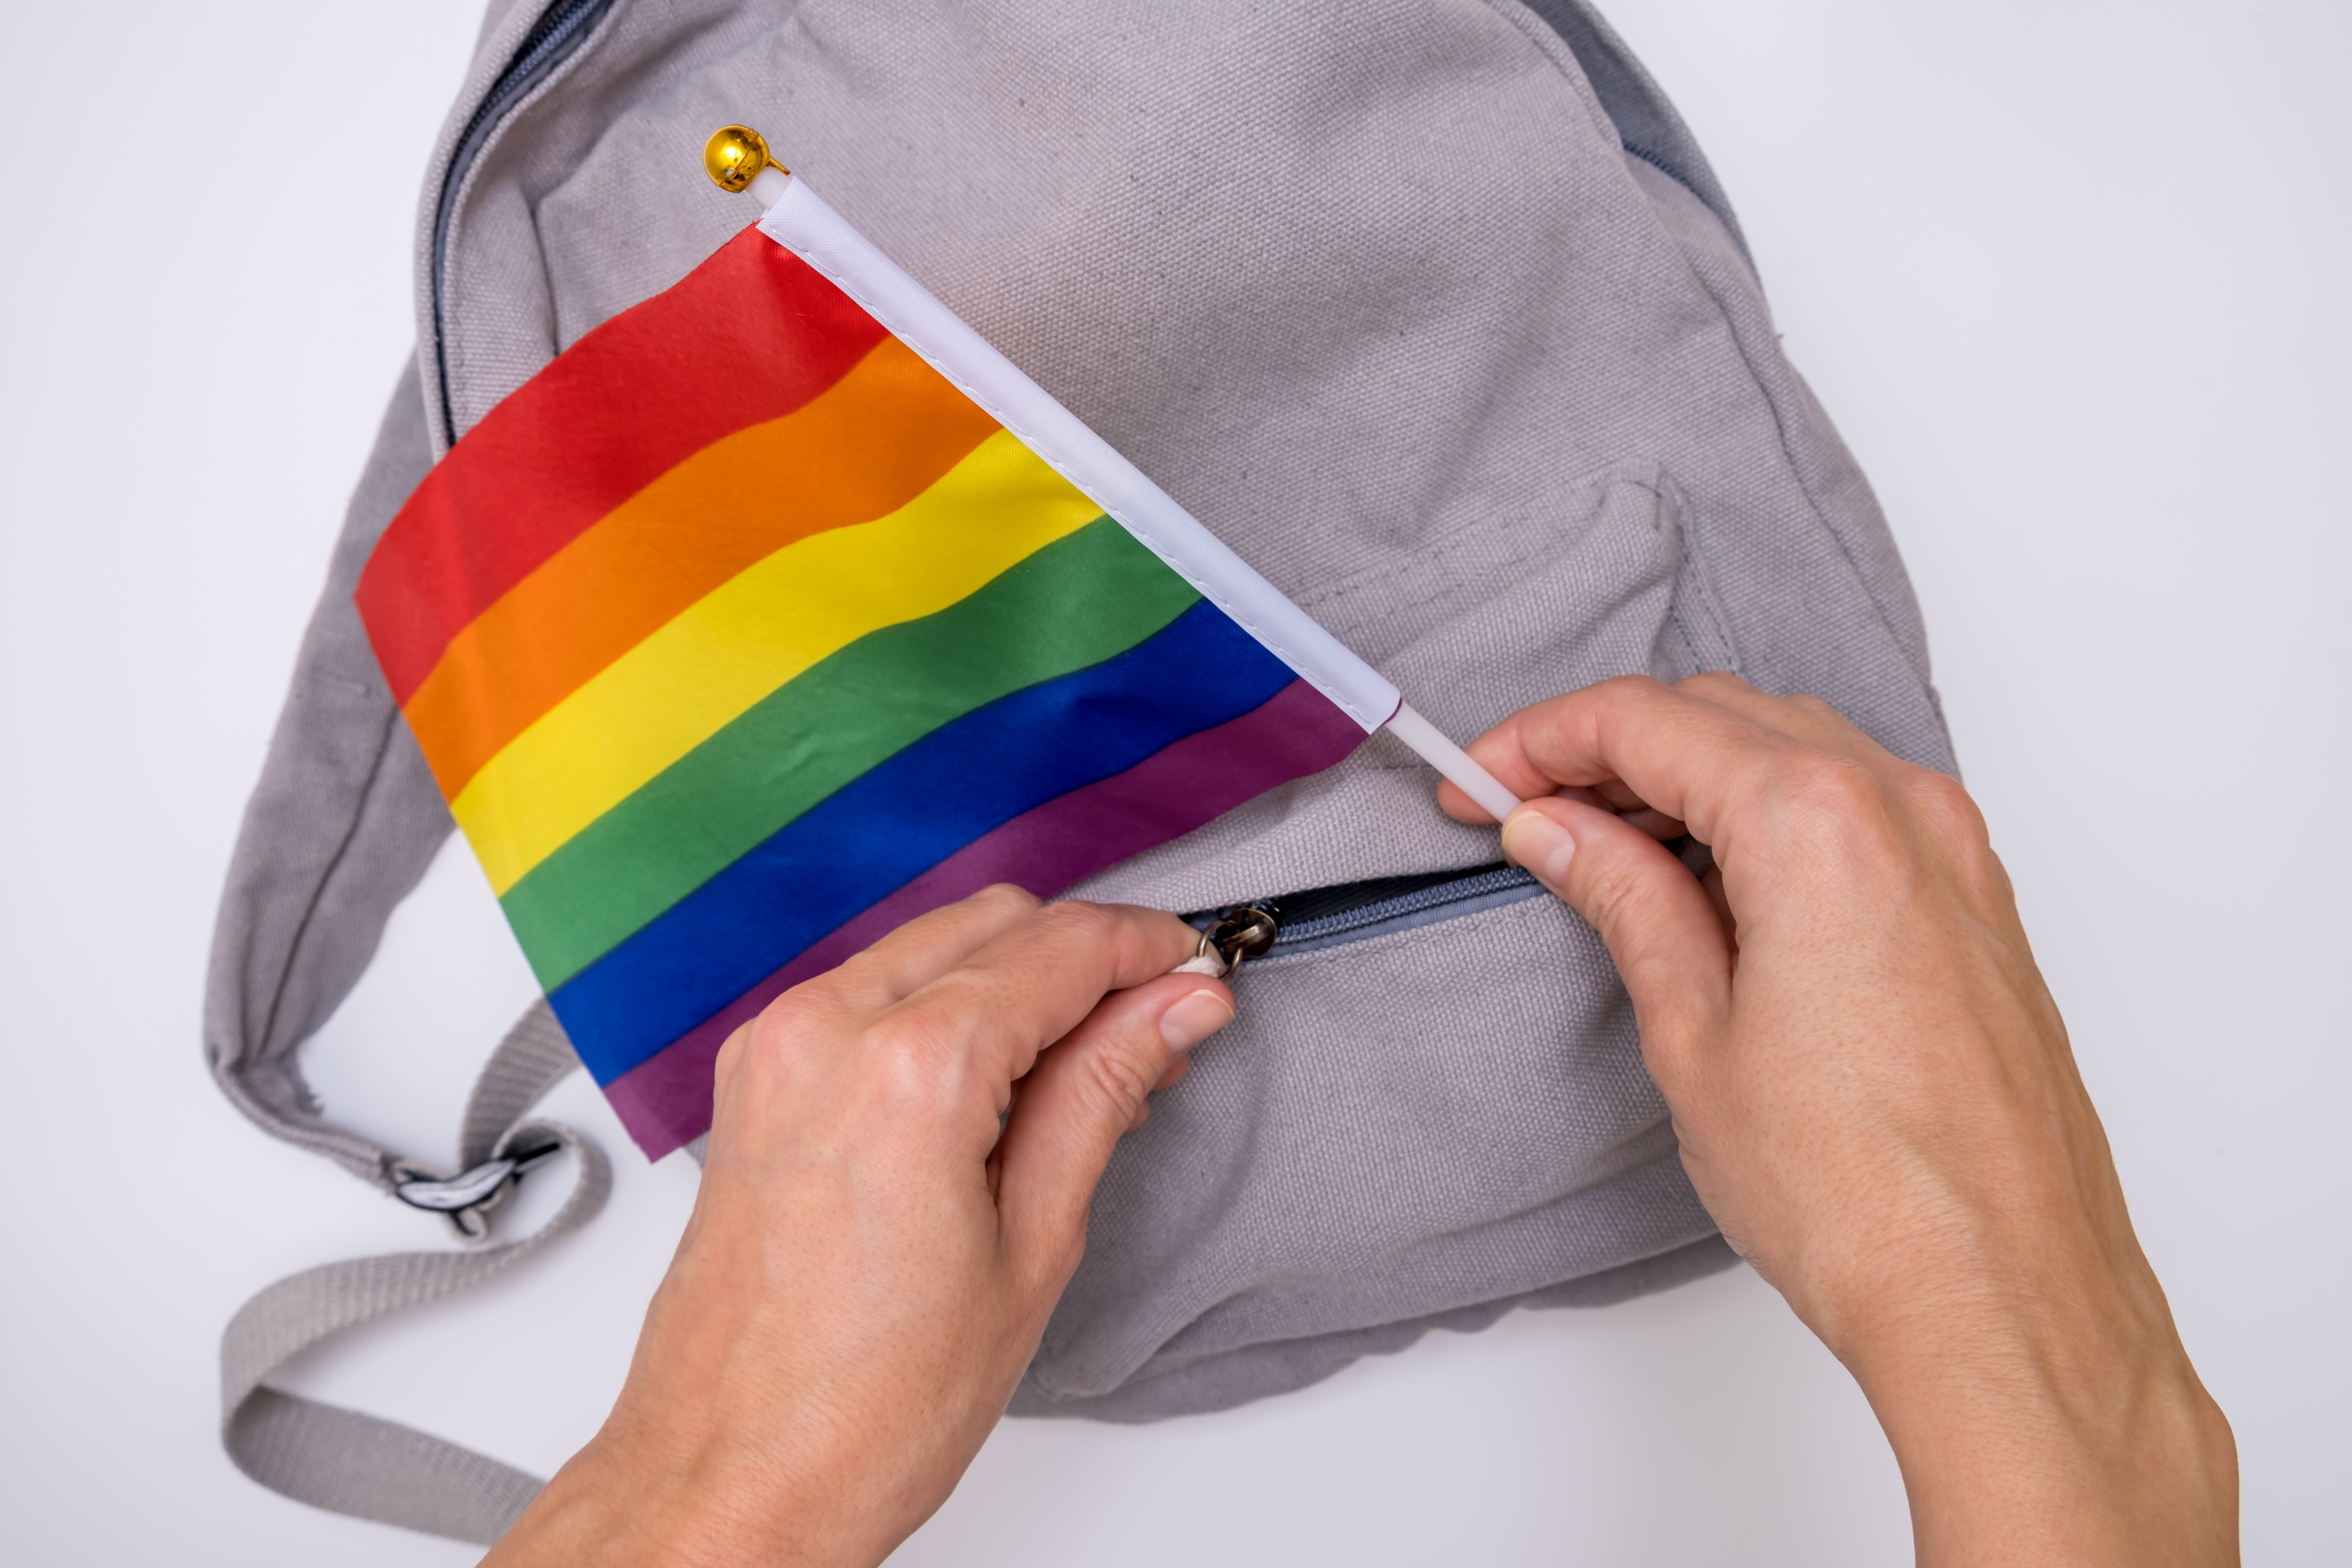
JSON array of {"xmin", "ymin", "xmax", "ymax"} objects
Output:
[{"xmin": 357, "ymin": 176, "xmax": 1415, "ymax": 1158}]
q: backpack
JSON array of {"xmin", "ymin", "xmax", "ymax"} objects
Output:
[{"xmin": 208, "ymin": 0, "xmax": 1954, "ymax": 1543}]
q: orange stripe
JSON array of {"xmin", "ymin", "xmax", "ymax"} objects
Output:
[{"xmin": 402, "ymin": 336, "xmax": 1000, "ymax": 797}]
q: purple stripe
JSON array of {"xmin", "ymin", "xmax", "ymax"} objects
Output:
[{"xmin": 602, "ymin": 677, "xmax": 1366, "ymax": 1157}]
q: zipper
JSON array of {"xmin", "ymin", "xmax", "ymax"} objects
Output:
[
  {"xmin": 428, "ymin": 0, "xmax": 620, "ymax": 443},
  {"xmin": 1184, "ymin": 861, "xmax": 1544, "ymax": 971}
]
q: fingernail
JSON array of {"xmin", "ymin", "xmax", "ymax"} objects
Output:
[
  {"xmin": 1502, "ymin": 808, "xmax": 1576, "ymax": 890},
  {"xmin": 1159, "ymin": 989, "xmax": 1234, "ymax": 1052}
]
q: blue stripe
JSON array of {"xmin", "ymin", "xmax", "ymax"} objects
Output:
[{"xmin": 551, "ymin": 599, "xmax": 1295, "ymax": 1081}]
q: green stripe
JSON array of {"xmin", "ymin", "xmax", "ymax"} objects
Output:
[{"xmin": 501, "ymin": 516, "xmax": 1199, "ymax": 988}]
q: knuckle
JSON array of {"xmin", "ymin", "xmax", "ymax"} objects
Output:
[
  {"xmin": 1787, "ymin": 692, "xmax": 1843, "ymax": 723},
  {"xmin": 712, "ymin": 1019, "xmax": 756, "ymax": 1086},
  {"xmin": 859, "ymin": 1009, "xmax": 967, "ymax": 1114},
  {"xmin": 742, "ymin": 990, "xmax": 823, "ymax": 1062},
  {"xmin": 1676, "ymin": 669, "xmax": 1751, "ymax": 702},
  {"xmin": 1769, "ymin": 753, "xmax": 2003, "ymax": 897},
  {"xmin": 725, "ymin": 988, "xmax": 853, "ymax": 1102},
  {"xmin": 1576, "ymin": 842, "xmax": 1658, "ymax": 942},
  {"xmin": 969, "ymin": 882, "xmax": 1041, "ymax": 918},
  {"xmin": 1771, "ymin": 751, "xmax": 1902, "ymax": 861},
  {"xmin": 1905, "ymin": 767, "xmax": 1980, "ymax": 830},
  {"xmin": 830, "ymin": 945, "xmax": 893, "ymax": 990},
  {"xmin": 1032, "ymin": 898, "xmax": 1118, "ymax": 949},
  {"xmin": 1784, "ymin": 750, "xmax": 1886, "ymax": 818},
  {"xmin": 1902, "ymin": 766, "xmax": 1998, "ymax": 867},
  {"xmin": 1070, "ymin": 1039, "xmax": 1158, "ymax": 1124},
  {"xmin": 1595, "ymin": 672, "xmax": 1669, "ymax": 704}
]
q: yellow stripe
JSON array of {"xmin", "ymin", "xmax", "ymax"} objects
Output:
[{"xmin": 451, "ymin": 430, "xmax": 1103, "ymax": 892}]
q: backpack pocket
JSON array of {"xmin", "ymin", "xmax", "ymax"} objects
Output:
[
  {"xmin": 1026, "ymin": 458, "xmax": 1735, "ymax": 1417},
  {"xmin": 1019, "ymin": 881, "xmax": 1721, "ymax": 1418},
  {"xmin": 1068, "ymin": 456, "xmax": 1735, "ymax": 916}
]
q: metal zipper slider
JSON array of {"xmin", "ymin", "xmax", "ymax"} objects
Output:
[{"xmin": 1171, "ymin": 905, "xmax": 1280, "ymax": 979}]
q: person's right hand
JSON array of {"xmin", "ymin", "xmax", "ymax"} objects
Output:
[{"xmin": 1440, "ymin": 673, "xmax": 2237, "ymax": 1567}]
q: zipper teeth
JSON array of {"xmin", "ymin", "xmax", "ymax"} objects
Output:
[
  {"xmin": 430, "ymin": 0, "xmax": 617, "ymax": 441},
  {"xmin": 497, "ymin": 0, "xmax": 607, "ymax": 98},
  {"xmin": 1265, "ymin": 865, "xmax": 1539, "ymax": 949}
]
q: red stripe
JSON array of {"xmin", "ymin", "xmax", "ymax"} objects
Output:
[
  {"xmin": 355, "ymin": 225, "xmax": 890, "ymax": 701},
  {"xmin": 597, "ymin": 678, "xmax": 1366, "ymax": 1157}
]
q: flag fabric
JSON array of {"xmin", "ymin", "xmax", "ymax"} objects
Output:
[{"xmin": 356, "ymin": 179, "xmax": 1399, "ymax": 1159}]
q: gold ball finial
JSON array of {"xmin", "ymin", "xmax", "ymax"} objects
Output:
[{"xmin": 704, "ymin": 126, "xmax": 785, "ymax": 193}]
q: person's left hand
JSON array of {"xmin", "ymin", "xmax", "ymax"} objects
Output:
[{"xmin": 483, "ymin": 887, "xmax": 1235, "ymax": 1568}]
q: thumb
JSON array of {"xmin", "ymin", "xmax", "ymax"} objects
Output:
[
  {"xmin": 991, "ymin": 973, "xmax": 1234, "ymax": 1292},
  {"xmin": 1502, "ymin": 797, "xmax": 1733, "ymax": 1086}
]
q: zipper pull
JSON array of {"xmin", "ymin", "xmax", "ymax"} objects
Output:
[{"xmin": 1171, "ymin": 905, "xmax": 1280, "ymax": 979}]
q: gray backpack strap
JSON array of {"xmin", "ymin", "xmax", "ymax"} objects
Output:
[
  {"xmin": 202, "ymin": 362, "xmax": 456, "ymax": 1187},
  {"xmin": 204, "ymin": 366, "xmax": 615, "ymax": 1541},
  {"xmin": 459, "ymin": 999, "xmax": 588, "ymax": 1172},
  {"xmin": 220, "ymin": 1002, "xmax": 606, "ymax": 1545}
]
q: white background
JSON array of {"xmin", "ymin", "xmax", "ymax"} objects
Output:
[{"xmin": 2, "ymin": 0, "xmax": 2344, "ymax": 1561}]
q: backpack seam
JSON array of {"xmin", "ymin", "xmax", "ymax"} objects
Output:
[
  {"xmin": 1652, "ymin": 176, "xmax": 1937, "ymax": 701},
  {"xmin": 1294, "ymin": 461, "xmax": 1665, "ymax": 637},
  {"xmin": 428, "ymin": 0, "xmax": 628, "ymax": 450},
  {"xmin": 1481, "ymin": 0, "xmax": 1929, "ymax": 707}
]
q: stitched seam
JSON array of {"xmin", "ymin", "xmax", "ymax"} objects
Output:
[
  {"xmin": 1296, "ymin": 463, "xmax": 1663, "ymax": 637},
  {"xmin": 1477, "ymin": 0, "xmax": 1640, "ymax": 189},
  {"xmin": 1658, "ymin": 203, "xmax": 1920, "ymax": 681},
  {"xmin": 431, "ymin": 0, "xmax": 625, "ymax": 447},
  {"xmin": 1658, "ymin": 477, "xmax": 1743, "ymax": 676},
  {"xmin": 247, "ymin": 694, "xmax": 409, "ymax": 1181}
]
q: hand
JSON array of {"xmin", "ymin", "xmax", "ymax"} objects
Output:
[
  {"xmin": 485, "ymin": 888, "xmax": 1233, "ymax": 1568},
  {"xmin": 1442, "ymin": 673, "xmax": 2237, "ymax": 1567}
]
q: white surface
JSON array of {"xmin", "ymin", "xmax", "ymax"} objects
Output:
[
  {"xmin": 0, "ymin": 0, "xmax": 2343, "ymax": 1562},
  {"xmin": 762, "ymin": 175, "xmax": 1403, "ymax": 732}
]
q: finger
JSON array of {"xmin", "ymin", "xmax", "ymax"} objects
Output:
[
  {"xmin": 1467, "ymin": 675, "xmax": 1802, "ymax": 856},
  {"xmin": 712, "ymin": 1017, "xmax": 757, "ymax": 1106},
  {"xmin": 1674, "ymin": 672, "xmax": 1891, "ymax": 766},
  {"xmin": 1699, "ymin": 864, "xmax": 1736, "ymax": 946},
  {"xmin": 714, "ymin": 886, "xmax": 1110, "ymax": 1114},
  {"xmin": 826, "ymin": 884, "xmax": 1044, "ymax": 1007},
  {"xmin": 1439, "ymin": 770, "xmax": 1686, "ymax": 842},
  {"xmin": 1615, "ymin": 805, "xmax": 1689, "ymax": 841},
  {"xmin": 1500, "ymin": 795, "xmax": 1733, "ymax": 1089},
  {"xmin": 1575, "ymin": 780, "xmax": 1687, "ymax": 841},
  {"xmin": 886, "ymin": 900, "xmax": 1203, "ymax": 1108},
  {"xmin": 1441, "ymin": 705, "xmax": 1592, "ymax": 815},
  {"xmin": 992, "ymin": 974, "xmax": 1234, "ymax": 1292}
]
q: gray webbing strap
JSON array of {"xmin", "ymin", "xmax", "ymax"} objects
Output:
[
  {"xmin": 204, "ymin": 364, "xmax": 458, "ymax": 1193},
  {"xmin": 202, "ymin": 358, "xmax": 662, "ymax": 1543},
  {"xmin": 220, "ymin": 1002, "xmax": 606, "ymax": 1545},
  {"xmin": 456, "ymin": 1001, "xmax": 583, "ymax": 1173},
  {"xmin": 202, "ymin": 373, "xmax": 622, "ymax": 1540}
]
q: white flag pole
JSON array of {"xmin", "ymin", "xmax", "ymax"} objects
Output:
[
  {"xmin": 1382, "ymin": 705, "xmax": 1523, "ymax": 825},
  {"xmin": 703, "ymin": 128, "xmax": 1524, "ymax": 825}
]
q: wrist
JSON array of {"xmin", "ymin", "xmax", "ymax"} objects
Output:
[
  {"xmin": 485, "ymin": 1425, "xmax": 861, "ymax": 1568},
  {"xmin": 1828, "ymin": 1257, "xmax": 2237, "ymax": 1566}
]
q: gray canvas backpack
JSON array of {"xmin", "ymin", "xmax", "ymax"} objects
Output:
[{"xmin": 208, "ymin": 0, "xmax": 1954, "ymax": 1544}]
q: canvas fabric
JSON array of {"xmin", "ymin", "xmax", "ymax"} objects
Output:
[{"xmin": 206, "ymin": 0, "xmax": 1953, "ymax": 1537}]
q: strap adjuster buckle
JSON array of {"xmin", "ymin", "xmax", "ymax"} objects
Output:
[{"xmin": 391, "ymin": 1142, "xmax": 563, "ymax": 1237}]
